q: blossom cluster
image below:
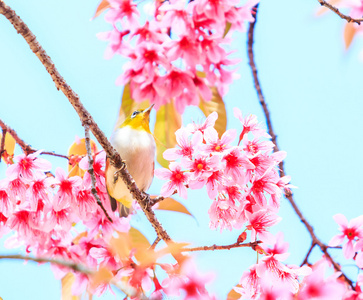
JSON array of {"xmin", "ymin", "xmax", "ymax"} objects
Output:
[
  {"xmin": 0, "ymin": 149, "xmax": 216, "ymax": 298},
  {"xmin": 156, "ymin": 108, "xmax": 291, "ymax": 240},
  {"xmin": 98, "ymin": 0, "xmax": 258, "ymax": 113},
  {"xmin": 234, "ymin": 214, "xmax": 363, "ymax": 300}
]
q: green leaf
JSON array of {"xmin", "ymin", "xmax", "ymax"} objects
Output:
[{"xmin": 154, "ymin": 101, "xmax": 181, "ymax": 168}]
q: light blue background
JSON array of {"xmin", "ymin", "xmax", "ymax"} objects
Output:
[{"xmin": 0, "ymin": 0, "xmax": 363, "ymax": 298}]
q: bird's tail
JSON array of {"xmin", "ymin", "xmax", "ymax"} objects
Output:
[{"xmin": 107, "ymin": 190, "xmax": 130, "ymax": 218}]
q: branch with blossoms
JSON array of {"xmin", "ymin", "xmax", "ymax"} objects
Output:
[
  {"xmin": 248, "ymin": 3, "xmax": 355, "ymax": 289},
  {"xmin": 0, "ymin": 0, "xmax": 172, "ymax": 245},
  {"xmin": 2, "ymin": 0, "xmax": 363, "ymax": 298}
]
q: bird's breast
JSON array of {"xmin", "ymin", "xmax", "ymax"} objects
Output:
[{"xmin": 111, "ymin": 126, "xmax": 156, "ymax": 190}]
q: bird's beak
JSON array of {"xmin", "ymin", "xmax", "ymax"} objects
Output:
[{"xmin": 143, "ymin": 104, "xmax": 155, "ymax": 116}]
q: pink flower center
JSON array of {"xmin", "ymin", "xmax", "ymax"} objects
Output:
[
  {"xmin": 60, "ymin": 180, "xmax": 73, "ymax": 194},
  {"xmin": 0, "ymin": 190, "xmax": 8, "ymax": 202},
  {"xmin": 19, "ymin": 157, "xmax": 33, "ymax": 170},
  {"xmin": 171, "ymin": 170, "xmax": 184, "ymax": 183},
  {"xmin": 344, "ymin": 228, "xmax": 358, "ymax": 240},
  {"xmin": 33, "ymin": 180, "xmax": 44, "ymax": 194}
]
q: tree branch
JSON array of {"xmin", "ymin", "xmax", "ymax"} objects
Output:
[
  {"xmin": 0, "ymin": 1, "xmax": 172, "ymax": 244},
  {"xmin": 0, "ymin": 118, "xmax": 68, "ymax": 159},
  {"xmin": 317, "ymin": 0, "xmax": 363, "ymax": 25},
  {"xmin": 0, "ymin": 128, "xmax": 6, "ymax": 162},
  {"xmin": 247, "ymin": 4, "xmax": 354, "ymax": 288},
  {"xmin": 0, "ymin": 254, "xmax": 92, "ymax": 274},
  {"xmin": 84, "ymin": 125, "xmax": 113, "ymax": 222},
  {"xmin": 181, "ymin": 241, "xmax": 261, "ymax": 253}
]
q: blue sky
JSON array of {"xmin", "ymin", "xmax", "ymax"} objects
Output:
[{"xmin": 1, "ymin": 0, "xmax": 363, "ymax": 299}]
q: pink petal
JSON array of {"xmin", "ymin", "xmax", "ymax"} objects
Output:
[
  {"xmin": 154, "ymin": 168, "xmax": 172, "ymax": 180},
  {"xmin": 333, "ymin": 213, "xmax": 348, "ymax": 228},
  {"xmin": 328, "ymin": 234, "xmax": 345, "ymax": 247},
  {"xmin": 343, "ymin": 240, "xmax": 355, "ymax": 259},
  {"xmin": 163, "ymin": 148, "xmax": 180, "ymax": 161}
]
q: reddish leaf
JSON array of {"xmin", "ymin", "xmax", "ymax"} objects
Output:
[
  {"xmin": 92, "ymin": 0, "xmax": 110, "ymax": 19},
  {"xmin": 199, "ymin": 86, "xmax": 227, "ymax": 138},
  {"xmin": 154, "ymin": 101, "xmax": 181, "ymax": 168},
  {"xmin": 344, "ymin": 22, "xmax": 357, "ymax": 50},
  {"xmin": 227, "ymin": 285, "xmax": 242, "ymax": 300},
  {"xmin": 61, "ymin": 273, "xmax": 80, "ymax": 300},
  {"xmin": 90, "ymin": 267, "xmax": 113, "ymax": 289},
  {"xmin": 0, "ymin": 131, "xmax": 15, "ymax": 164},
  {"xmin": 155, "ymin": 197, "xmax": 193, "ymax": 217}
]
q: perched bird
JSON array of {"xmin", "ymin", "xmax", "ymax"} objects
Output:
[{"xmin": 105, "ymin": 105, "xmax": 156, "ymax": 217}]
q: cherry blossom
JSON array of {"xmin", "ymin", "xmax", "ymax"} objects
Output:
[{"xmin": 329, "ymin": 213, "xmax": 363, "ymax": 259}]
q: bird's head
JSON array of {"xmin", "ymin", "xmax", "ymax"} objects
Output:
[{"xmin": 119, "ymin": 104, "xmax": 154, "ymax": 133}]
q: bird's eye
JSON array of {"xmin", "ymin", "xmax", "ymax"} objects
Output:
[{"xmin": 131, "ymin": 111, "xmax": 139, "ymax": 118}]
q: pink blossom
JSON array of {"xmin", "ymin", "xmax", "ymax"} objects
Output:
[
  {"xmin": 154, "ymin": 69, "xmax": 196, "ymax": 111},
  {"xmin": 181, "ymin": 154, "xmax": 219, "ymax": 180},
  {"xmin": 250, "ymin": 169, "xmax": 280, "ymax": 206},
  {"xmin": 53, "ymin": 168, "xmax": 82, "ymax": 211},
  {"xmin": 209, "ymin": 197, "xmax": 238, "ymax": 231},
  {"xmin": 131, "ymin": 21, "xmax": 167, "ymax": 44},
  {"xmin": 7, "ymin": 210, "xmax": 32, "ymax": 237},
  {"xmin": 247, "ymin": 210, "xmax": 281, "ymax": 243},
  {"xmin": 96, "ymin": 28, "xmax": 130, "ymax": 59},
  {"xmin": 205, "ymin": 170, "xmax": 224, "ymax": 200},
  {"xmin": 234, "ymin": 107, "xmax": 270, "ymax": 141},
  {"xmin": 234, "ymin": 265, "xmax": 260, "ymax": 299},
  {"xmin": 0, "ymin": 179, "xmax": 13, "ymax": 217},
  {"xmin": 163, "ymin": 129, "xmax": 203, "ymax": 161},
  {"xmin": 6, "ymin": 150, "xmax": 51, "ymax": 181},
  {"xmin": 243, "ymin": 137, "xmax": 274, "ymax": 157},
  {"xmin": 186, "ymin": 111, "xmax": 218, "ymax": 135},
  {"xmin": 329, "ymin": 213, "xmax": 363, "ymax": 259},
  {"xmin": 202, "ymin": 127, "xmax": 236, "ymax": 154},
  {"xmin": 73, "ymin": 176, "xmax": 98, "ymax": 220},
  {"xmin": 193, "ymin": 75, "xmax": 213, "ymax": 102},
  {"xmin": 222, "ymin": 147, "xmax": 255, "ymax": 183},
  {"xmin": 79, "ymin": 151, "xmax": 107, "ymax": 189},
  {"xmin": 105, "ymin": 0, "xmax": 139, "ymax": 28},
  {"xmin": 155, "ymin": 162, "xmax": 190, "ymax": 199},
  {"xmin": 27, "ymin": 173, "xmax": 53, "ymax": 211},
  {"xmin": 298, "ymin": 261, "xmax": 345, "ymax": 300},
  {"xmin": 159, "ymin": 0, "xmax": 190, "ymax": 34},
  {"xmin": 166, "ymin": 34, "xmax": 201, "ymax": 67},
  {"xmin": 7, "ymin": 176, "xmax": 27, "ymax": 204},
  {"xmin": 164, "ymin": 260, "xmax": 215, "ymax": 300}
]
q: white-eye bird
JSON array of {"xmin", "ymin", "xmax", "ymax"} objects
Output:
[{"xmin": 105, "ymin": 105, "xmax": 156, "ymax": 217}]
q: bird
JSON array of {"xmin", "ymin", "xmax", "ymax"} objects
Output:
[{"xmin": 105, "ymin": 104, "xmax": 156, "ymax": 217}]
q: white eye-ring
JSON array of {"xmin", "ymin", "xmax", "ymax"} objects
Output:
[{"xmin": 131, "ymin": 111, "xmax": 139, "ymax": 118}]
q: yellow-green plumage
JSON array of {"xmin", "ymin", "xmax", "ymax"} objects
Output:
[{"xmin": 106, "ymin": 106, "xmax": 156, "ymax": 217}]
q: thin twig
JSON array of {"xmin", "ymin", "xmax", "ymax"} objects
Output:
[
  {"xmin": 149, "ymin": 237, "xmax": 161, "ymax": 250},
  {"xmin": 0, "ymin": 128, "xmax": 6, "ymax": 162},
  {"xmin": 0, "ymin": 118, "xmax": 68, "ymax": 159},
  {"xmin": 0, "ymin": 254, "xmax": 92, "ymax": 274},
  {"xmin": 0, "ymin": 1, "xmax": 172, "ymax": 244},
  {"xmin": 317, "ymin": 0, "xmax": 363, "ymax": 25},
  {"xmin": 181, "ymin": 241, "xmax": 261, "ymax": 252},
  {"xmin": 84, "ymin": 125, "xmax": 113, "ymax": 223},
  {"xmin": 301, "ymin": 242, "xmax": 316, "ymax": 267},
  {"xmin": 247, "ymin": 4, "xmax": 354, "ymax": 288},
  {"xmin": 0, "ymin": 254, "xmax": 140, "ymax": 297}
]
